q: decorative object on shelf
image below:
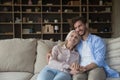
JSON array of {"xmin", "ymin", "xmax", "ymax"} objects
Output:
[
  {"xmin": 30, "ymin": 26, "xmax": 35, "ymax": 33},
  {"xmin": 27, "ymin": 17, "xmax": 29, "ymax": 22},
  {"xmin": 43, "ymin": 24, "xmax": 54, "ymax": 33},
  {"xmin": 82, "ymin": 7, "xmax": 86, "ymax": 12},
  {"xmin": 22, "ymin": 29, "xmax": 30, "ymax": 34},
  {"xmin": 103, "ymin": 26, "xmax": 110, "ymax": 32},
  {"xmin": 15, "ymin": 17, "xmax": 21, "ymax": 23},
  {"xmin": 54, "ymin": 25, "xmax": 59, "ymax": 33},
  {"xmin": 89, "ymin": 19, "xmax": 92, "ymax": 23},
  {"xmin": 3, "ymin": 1, "xmax": 12, "ymax": 5},
  {"xmin": 67, "ymin": 19, "xmax": 72, "ymax": 27},
  {"xmin": 99, "ymin": 0, "xmax": 103, "ymax": 5},
  {"xmin": 26, "ymin": 9, "xmax": 32, "ymax": 12},
  {"xmin": 35, "ymin": 7, "xmax": 40, "ymax": 12},
  {"xmin": 28, "ymin": 21, "xmax": 33, "ymax": 23},
  {"xmin": 67, "ymin": 0, "xmax": 80, "ymax": 5},
  {"xmin": 22, "ymin": 17, "xmax": 27, "ymax": 22},
  {"xmin": 90, "ymin": 28, "xmax": 98, "ymax": 33},
  {"xmin": 44, "ymin": 19, "xmax": 49, "ymax": 23},
  {"xmin": 4, "ymin": 32, "xmax": 13, "ymax": 35},
  {"xmin": 58, "ymin": 9, "xmax": 61, "ymax": 12},
  {"xmin": 3, "ymin": 7, "xmax": 8, "ymax": 12},
  {"xmin": 107, "ymin": 20, "xmax": 110, "ymax": 23},
  {"xmin": 38, "ymin": 0, "xmax": 42, "ymax": 5},
  {"xmin": 54, "ymin": 19, "xmax": 58, "ymax": 23},
  {"xmin": 14, "ymin": 0, "xmax": 21, "ymax": 5},
  {"xmin": 36, "ymin": 31, "xmax": 41, "ymax": 34},
  {"xmin": 105, "ymin": 7, "xmax": 111, "ymax": 12},
  {"xmin": 46, "ymin": 3, "xmax": 53, "ymax": 6},
  {"xmin": 28, "ymin": 0, "xmax": 32, "ymax": 5},
  {"xmin": 49, "ymin": 7, "xmax": 51, "ymax": 12},
  {"xmin": 64, "ymin": 9, "xmax": 73, "ymax": 12},
  {"xmin": 37, "ymin": 17, "xmax": 41, "ymax": 23},
  {"xmin": 46, "ymin": 7, "xmax": 52, "ymax": 12},
  {"xmin": 104, "ymin": 2, "xmax": 112, "ymax": 5}
]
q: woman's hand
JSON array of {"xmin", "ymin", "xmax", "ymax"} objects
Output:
[
  {"xmin": 70, "ymin": 63, "xmax": 80, "ymax": 71},
  {"xmin": 46, "ymin": 50, "xmax": 52, "ymax": 63},
  {"xmin": 70, "ymin": 69, "xmax": 80, "ymax": 75},
  {"xmin": 69, "ymin": 63, "xmax": 80, "ymax": 75}
]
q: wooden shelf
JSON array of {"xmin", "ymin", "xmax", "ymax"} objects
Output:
[{"xmin": 0, "ymin": 0, "xmax": 113, "ymax": 40}]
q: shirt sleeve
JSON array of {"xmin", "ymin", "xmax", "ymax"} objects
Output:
[
  {"xmin": 93, "ymin": 37, "xmax": 106, "ymax": 67},
  {"xmin": 48, "ymin": 45, "xmax": 70, "ymax": 70}
]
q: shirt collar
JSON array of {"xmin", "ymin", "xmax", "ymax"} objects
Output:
[
  {"xmin": 62, "ymin": 44, "xmax": 76, "ymax": 53},
  {"xmin": 81, "ymin": 33, "xmax": 91, "ymax": 42}
]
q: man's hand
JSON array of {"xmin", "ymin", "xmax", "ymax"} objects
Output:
[
  {"xmin": 79, "ymin": 66, "xmax": 87, "ymax": 73},
  {"xmin": 70, "ymin": 69, "xmax": 80, "ymax": 75},
  {"xmin": 84, "ymin": 63, "xmax": 98, "ymax": 71}
]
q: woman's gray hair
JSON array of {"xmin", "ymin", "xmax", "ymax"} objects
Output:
[
  {"xmin": 59, "ymin": 30, "xmax": 80, "ymax": 47},
  {"xmin": 65, "ymin": 30, "xmax": 77, "ymax": 41}
]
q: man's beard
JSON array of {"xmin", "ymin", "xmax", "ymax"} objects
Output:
[{"xmin": 80, "ymin": 30, "xmax": 86, "ymax": 36}]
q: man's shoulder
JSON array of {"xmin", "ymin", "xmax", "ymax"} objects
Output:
[
  {"xmin": 90, "ymin": 34, "xmax": 103, "ymax": 40},
  {"xmin": 89, "ymin": 34, "xmax": 105, "ymax": 44}
]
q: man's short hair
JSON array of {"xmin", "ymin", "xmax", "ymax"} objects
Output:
[{"xmin": 71, "ymin": 16, "xmax": 87, "ymax": 28}]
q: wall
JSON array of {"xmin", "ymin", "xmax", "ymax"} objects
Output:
[{"xmin": 112, "ymin": 0, "xmax": 120, "ymax": 37}]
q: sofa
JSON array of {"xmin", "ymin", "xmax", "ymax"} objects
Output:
[{"xmin": 0, "ymin": 38, "xmax": 120, "ymax": 80}]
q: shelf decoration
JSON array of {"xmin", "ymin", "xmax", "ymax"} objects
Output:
[
  {"xmin": 38, "ymin": 0, "xmax": 42, "ymax": 5},
  {"xmin": 54, "ymin": 25, "xmax": 59, "ymax": 33},
  {"xmin": 43, "ymin": 24, "xmax": 54, "ymax": 33},
  {"xmin": 67, "ymin": 0, "xmax": 80, "ymax": 5},
  {"xmin": 28, "ymin": 0, "xmax": 32, "ymax": 5}
]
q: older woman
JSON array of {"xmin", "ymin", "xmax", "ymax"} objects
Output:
[{"xmin": 37, "ymin": 30, "xmax": 80, "ymax": 80}]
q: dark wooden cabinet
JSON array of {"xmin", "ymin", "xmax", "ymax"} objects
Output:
[{"xmin": 0, "ymin": 0, "xmax": 113, "ymax": 41}]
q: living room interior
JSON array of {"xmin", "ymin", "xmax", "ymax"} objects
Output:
[{"xmin": 0, "ymin": 0, "xmax": 120, "ymax": 80}]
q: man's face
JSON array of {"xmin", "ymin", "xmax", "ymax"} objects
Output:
[{"xmin": 73, "ymin": 20, "xmax": 87, "ymax": 36}]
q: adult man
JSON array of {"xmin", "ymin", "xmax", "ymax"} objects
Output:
[{"xmin": 71, "ymin": 16, "xmax": 119, "ymax": 80}]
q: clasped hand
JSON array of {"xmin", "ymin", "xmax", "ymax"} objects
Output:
[
  {"xmin": 69, "ymin": 63, "xmax": 97, "ymax": 75},
  {"xmin": 69, "ymin": 63, "xmax": 87, "ymax": 75}
]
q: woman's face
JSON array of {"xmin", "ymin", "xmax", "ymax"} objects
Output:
[{"xmin": 67, "ymin": 31, "xmax": 80, "ymax": 46}]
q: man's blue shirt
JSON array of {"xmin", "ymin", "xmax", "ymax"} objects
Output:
[{"xmin": 76, "ymin": 34, "xmax": 120, "ymax": 78}]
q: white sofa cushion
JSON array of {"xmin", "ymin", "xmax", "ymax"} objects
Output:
[
  {"xmin": 41, "ymin": 40, "xmax": 57, "ymax": 49},
  {"xmin": 30, "ymin": 74, "xmax": 38, "ymax": 80},
  {"xmin": 106, "ymin": 78, "xmax": 120, "ymax": 80},
  {"xmin": 0, "ymin": 39, "xmax": 36, "ymax": 73},
  {"xmin": 34, "ymin": 40, "xmax": 55, "ymax": 74},
  {"xmin": 106, "ymin": 37, "xmax": 120, "ymax": 51},
  {"xmin": 0, "ymin": 72, "xmax": 32, "ymax": 80},
  {"xmin": 105, "ymin": 37, "xmax": 120, "ymax": 72}
]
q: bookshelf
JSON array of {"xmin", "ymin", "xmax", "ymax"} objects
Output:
[{"xmin": 0, "ymin": 0, "xmax": 113, "ymax": 41}]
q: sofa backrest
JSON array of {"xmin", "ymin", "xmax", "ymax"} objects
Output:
[
  {"xmin": 105, "ymin": 37, "xmax": 120, "ymax": 72},
  {"xmin": 0, "ymin": 39, "xmax": 36, "ymax": 73},
  {"xmin": 0, "ymin": 38, "xmax": 119, "ymax": 74}
]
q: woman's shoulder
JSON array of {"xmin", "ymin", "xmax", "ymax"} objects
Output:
[{"xmin": 52, "ymin": 44, "xmax": 62, "ymax": 50}]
